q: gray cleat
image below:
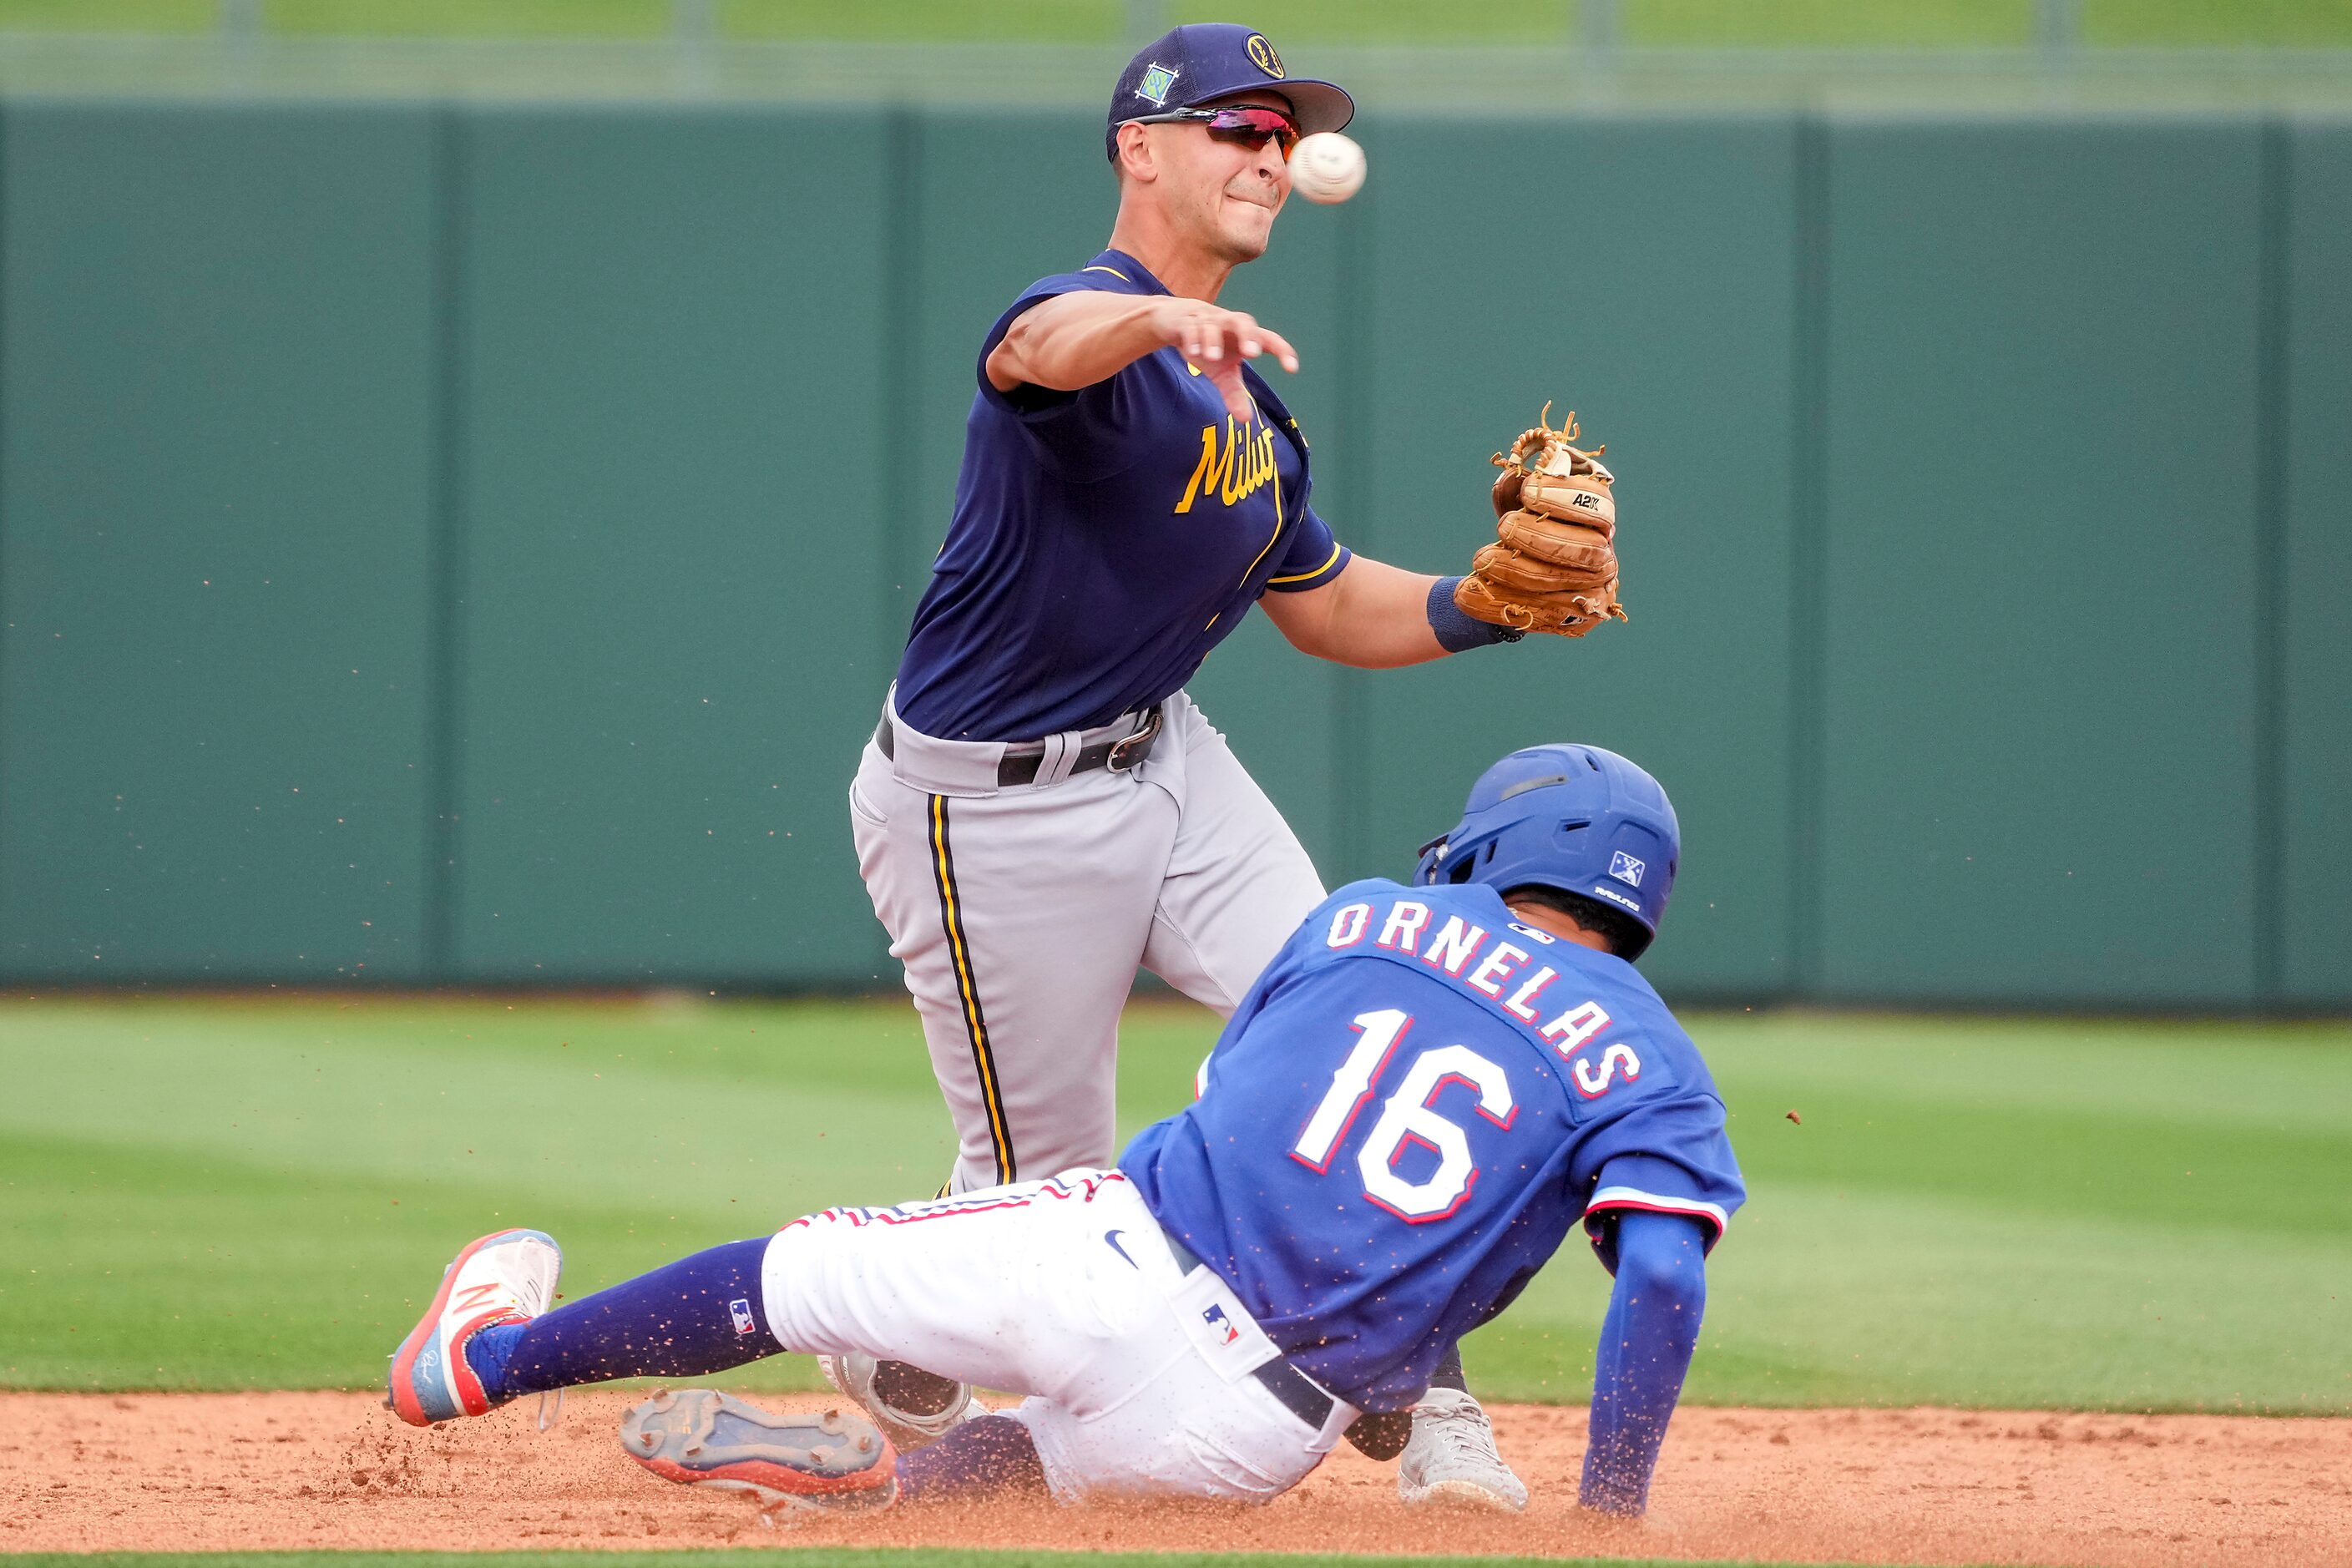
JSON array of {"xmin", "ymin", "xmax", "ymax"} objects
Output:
[
  {"xmin": 1396, "ymin": 1386, "xmax": 1530, "ymax": 1512},
  {"xmin": 620, "ymin": 1388, "xmax": 898, "ymax": 1514}
]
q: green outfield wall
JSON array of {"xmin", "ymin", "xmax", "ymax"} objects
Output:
[{"xmin": 0, "ymin": 101, "xmax": 2342, "ymax": 1008}]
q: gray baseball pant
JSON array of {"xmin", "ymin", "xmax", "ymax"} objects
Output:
[{"xmin": 850, "ymin": 687, "xmax": 1326, "ymax": 1194}]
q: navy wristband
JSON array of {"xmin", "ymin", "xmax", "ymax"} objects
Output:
[{"xmin": 1427, "ymin": 576, "xmax": 1523, "ymax": 652}]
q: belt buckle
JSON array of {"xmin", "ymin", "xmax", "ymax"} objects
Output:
[{"xmin": 1106, "ymin": 706, "xmax": 1162, "ymax": 773}]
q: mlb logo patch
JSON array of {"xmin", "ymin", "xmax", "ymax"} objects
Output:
[
  {"xmin": 727, "ymin": 1297, "xmax": 756, "ymax": 1336},
  {"xmin": 1608, "ymin": 851, "xmax": 1646, "ymax": 888},
  {"xmin": 1137, "ymin": 63, "xmax": 1179, "ymax": 104},
  {"xmin": 1201, "ymin": 1303, "xmax": 1241, "ymax": 1346}
]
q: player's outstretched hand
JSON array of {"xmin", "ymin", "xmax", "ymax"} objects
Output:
[{"xmin": 1149, "ymin": 301, "xmax": 1298, "ymax": 424}]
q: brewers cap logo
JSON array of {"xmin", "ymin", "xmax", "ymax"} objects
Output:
[
  {"xmin": 1246, "ymin": 33, "xmax": 1285, "ymax": 78},
  {"xmin": 1137, "ymin": 62, "xmax": 1179, "ymax": 104}
]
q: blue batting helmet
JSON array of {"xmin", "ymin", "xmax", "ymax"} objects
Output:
[{"xmin": 1413, "ymin": 744, "xmax": 1680, "ymax": 959}]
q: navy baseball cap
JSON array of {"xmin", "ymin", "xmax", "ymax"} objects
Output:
[{"xmin": 1106, "ymin": 23, "xmax": 1353, "ymax": 161}]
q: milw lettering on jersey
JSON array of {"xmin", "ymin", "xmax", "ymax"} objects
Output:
[{"xmin": 1176, "ymin": 416, "xmax": 1281, "ymax": 513}]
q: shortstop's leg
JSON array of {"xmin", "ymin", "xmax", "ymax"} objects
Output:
[
  {"xmin": 1139, "ymin": 694, "xmax": 1327, "ymax": 1016},
  {"xmin": 850, "ymin": 738, "xmax": 1171, "ymax": 1193},
  {"xmin": 845, "ymin": 728, "xmax": 1180, "ymax": 1442}
]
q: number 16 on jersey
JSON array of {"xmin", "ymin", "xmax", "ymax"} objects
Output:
[{"xmin": 1289, "ymin": 1009, "xmax": 1516, "ymax": 1223}]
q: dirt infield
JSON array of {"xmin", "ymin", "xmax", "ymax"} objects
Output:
[{"xmin": 0, "ymin": 1392, "xmax": 2346, "ymax": 1566}]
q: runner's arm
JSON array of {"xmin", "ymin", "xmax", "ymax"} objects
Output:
[{"xmin": 1581, "ymin": 1210, "xmax": 1710, "ymax": 1516}]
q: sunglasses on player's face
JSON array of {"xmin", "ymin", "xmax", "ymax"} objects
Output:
[{"xmin": 1127, "ymin": 104, "xmax": 1302, "ymax": 160}]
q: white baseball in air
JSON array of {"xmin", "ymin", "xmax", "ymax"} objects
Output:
[{"xmin": 1289, "ymin": 131, "xmax": 1366, "ymax": 205}]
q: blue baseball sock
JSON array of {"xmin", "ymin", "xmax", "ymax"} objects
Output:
[{"xmin": 465, "ymin": 1237, "xmax": 776, "ymax": 1403}]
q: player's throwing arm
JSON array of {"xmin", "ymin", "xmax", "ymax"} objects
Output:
[{"xmin": 991, "ymin": 294, "xmax": 1300, "ymax": 426}]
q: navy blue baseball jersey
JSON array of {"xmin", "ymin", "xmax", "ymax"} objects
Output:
[
  {"xmin": 892, "ymin": 249, "xmax": 1351, "ymax": 743},
  {"xmin": 1120, "ymin": 878, "xmax": 1743, "ymax": 1412}
]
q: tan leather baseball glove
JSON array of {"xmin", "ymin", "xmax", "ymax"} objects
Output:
[{"xmin": 1454, "ymin": 404, "xmax": 1626, "ymax": 638}]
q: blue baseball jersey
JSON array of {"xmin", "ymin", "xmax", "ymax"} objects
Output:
[
  {"xmin": 892, "ymin": 249, "xmax": 1351, "ymax": 742},
  {"xmin": 1120, "ymin": 878, "xmax": 1744, "ymax": 1411}
]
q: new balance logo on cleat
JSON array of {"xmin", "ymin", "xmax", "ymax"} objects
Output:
[{"xmin": 386, "ymin": 1228, "xmax": 562, "ymax": 1428}]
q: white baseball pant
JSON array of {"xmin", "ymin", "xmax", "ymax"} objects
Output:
[
  {"xmin": 760, "ymin": 1171, "xmax": 1358, "ymax": 1501},
  {"xmin": 849, "ymin": 687, "xmax": 1324, "ymax": 1193}
]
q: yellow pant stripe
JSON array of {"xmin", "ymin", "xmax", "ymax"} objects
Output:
[{"xmin": 928, "ymin": 794, "xmax": 1014, "ymax": 1186}]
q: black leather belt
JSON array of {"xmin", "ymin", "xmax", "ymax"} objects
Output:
[
  {"xmin": 874, "ymin": 704, "xmax": 1164, "ymax": 788},
  {"xmin": 1159, "ymin": 1223, "xmax": 1339, "ymax": 1432}
]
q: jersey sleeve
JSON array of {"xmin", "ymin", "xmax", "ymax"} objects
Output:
[
  {"xmin": 974, "ymin": 267, "xmax": 1150, "ymax": 473},
  {"xmin": 1571, "ymin": 1095, "xmax": 1745, "ymax": 1265},
  {"xmin": 1260, "ymin": 500, "xmax": 1351, "ymax": 594}
]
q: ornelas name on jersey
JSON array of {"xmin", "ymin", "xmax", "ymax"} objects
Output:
[{"xmin": 1315, "ymin": 888, "xmax": 1656, "ymax": 1103}]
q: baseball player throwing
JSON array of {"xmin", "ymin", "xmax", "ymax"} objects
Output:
[
  {"xmin": 843, "ymin": 21, "xmax": 1624, "ymax": 1506},
  {"xmin": 390, "ymin": 745, "xmax": 1738, "ymax": 1521}
]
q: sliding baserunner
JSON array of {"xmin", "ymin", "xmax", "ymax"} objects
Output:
[{"xmin": 388, "ymin": 745, "xmax": 1738, "ymax": 1519}]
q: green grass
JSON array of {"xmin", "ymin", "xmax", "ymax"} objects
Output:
[
  {"xmin": 0, "ymin": 0, "xmax": 215, "ymax": 31},
  {"xmin": 1624, "ymin": 0, "xmax": 2032, "ymax": 47},
  {"xmin": 1, "ymin": 0, "xmax": 2349, "ymax": 45},
  {"xmin": 725, "ymin": 0, "xmax": 1129, "ymax": 43},
  {"xmin": 2084, "ymin": 0, "xmax": 2352, "ymax": 45},
  {"xmin": 269, "ymin": 0, "xmax": 672, "ymax": 37},
  {"xmin": 721, "ymin": 0, "xmax": 1570, "ymax": 46},
  {"xmin": 1545, "ymin": 1013, "xmax": 2352, "ymax": 1414},
  {"xmin": 3, "ymin": 998, "xmax": 2347, "ymax": 1414}
]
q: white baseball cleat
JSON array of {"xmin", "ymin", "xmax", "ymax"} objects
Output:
[
  {"xmin": 387, "ymin": 1227, "xmax": 563, "ymax": 1427},
  {"xmin": 816, "ymin": 1353, "xmax": 987, "ymax": 1451},
  {"xmin": 1397, "ymin": 1386, "xmax": 1530, "ymax": 1512}
]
